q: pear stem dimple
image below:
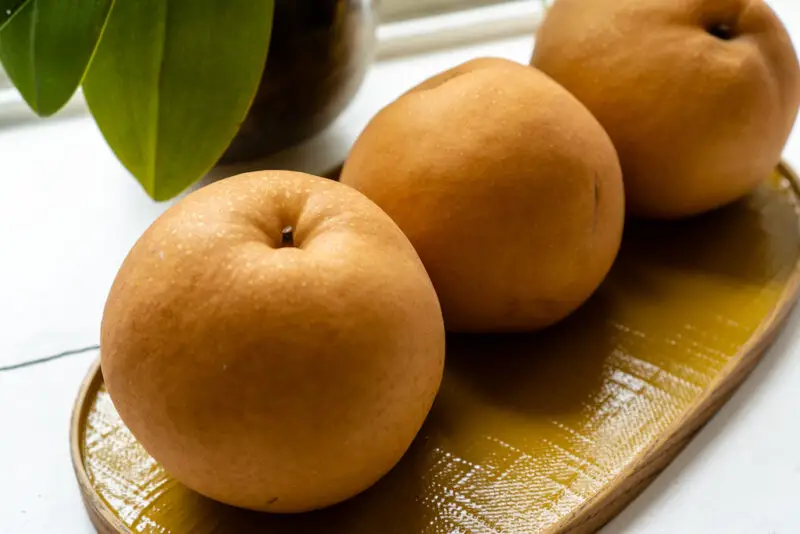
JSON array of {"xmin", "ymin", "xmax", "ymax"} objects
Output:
[
  {"xmin": 708, "ymin": 23, "xmax": 734, "ymax": 40},
  {"xmin": 281, "ymin": 226, "xmax": 295, "ymax": 248}
]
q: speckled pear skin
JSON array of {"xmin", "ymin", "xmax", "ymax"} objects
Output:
[
  {"xmin": 341, "ymin": 58, "xmax": 625, "ymax": 333},
  {"xmin": 532, "ymin": 0, "xmax": 800, "ymax": 219},
  {"xmin": 100, "ymin": 171, "xmax": 445, "ymax": 513}
]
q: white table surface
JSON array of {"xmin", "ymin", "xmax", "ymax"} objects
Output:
[{"xmin": 2, "ymin": 2, "xmax": 800, "ymax": 532}]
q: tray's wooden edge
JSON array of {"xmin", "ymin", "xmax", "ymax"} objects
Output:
[
  {"xmin": 553, "ymin": 160, "xmax": 800, "ymax": 534},
  {"xmin": 70, "ymin": 162, "xmax": 800, "ymax": 534},
  {"xmin": 69, "ymin": 358, "xmax": 133, "ymax": 534}
]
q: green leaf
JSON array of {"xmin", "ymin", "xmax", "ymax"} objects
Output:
[
  {"xmin": 0, "ymin": 0, "xmax": 114, "ymax": 116},
  {"xmin": 83, "ymin": 0, "xmax": 275, "ymax": 201},
  {"xmin": 0, "ymin": 0, "xmax": 29, "ymax": 31}
]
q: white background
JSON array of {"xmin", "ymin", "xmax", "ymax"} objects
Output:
[{"xmin": 1, "ymin": 1, "xmax": 800, "ymax": 533}]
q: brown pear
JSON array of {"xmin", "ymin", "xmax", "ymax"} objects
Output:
[
  {"xmin": 101, "ymin": 171, "xmax": 445, "ymax": 513},
  {"xmin": 533, "ymin": 0, "xmax": 800, "ymax": 218},
  {"xmin": 341, "ymin": 58, "xmax": 624, "ymax": 332}
]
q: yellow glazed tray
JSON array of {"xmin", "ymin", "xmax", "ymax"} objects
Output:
[{"xmin": 72, "ymin": 163, "xmax": 800, "ymax": 534}]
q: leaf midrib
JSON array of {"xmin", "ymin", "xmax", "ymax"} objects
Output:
[
  {"xmin": 0, "ymin": 0, "xmax": 32, "ymax": 31},
  {"xmin": 29, "ymin": 0, "xmax": 38, "ymax": 110},
  {"xmin": 148, "ymin": 0, "xmax": 168, "ymax": 197}
]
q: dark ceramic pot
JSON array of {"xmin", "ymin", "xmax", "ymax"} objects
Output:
[{"xmin": 221, "ymin": 0, "xmax": 377, "ymax": 163}]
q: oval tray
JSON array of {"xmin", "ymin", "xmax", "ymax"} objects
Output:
[{"xmin": 71, "ymin": 163, "xmax": 800, "ymax": 534}]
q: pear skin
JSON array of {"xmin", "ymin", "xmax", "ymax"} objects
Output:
[
  {"xmin": 341, "ymin": 59, "xmax": 625, "ymax": 332},
  {"xmin": 533, "ymin": 0, "xmax": 800, "ymax": 218},
  {"xmin": 101, "ymin": 171, "xmax": 445, "ymax": 513}
]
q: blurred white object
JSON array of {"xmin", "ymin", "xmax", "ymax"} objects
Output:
[{"xmin": 377, "ymin": 0, "xmax": 544, "ymax": 59}]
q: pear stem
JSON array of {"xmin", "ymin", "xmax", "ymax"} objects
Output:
[{"xmin": 281, "ymin": 226, "xmax": 295, "ymax": 248}]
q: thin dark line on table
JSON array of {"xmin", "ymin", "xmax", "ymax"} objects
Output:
[{"xmin": 0, "ymin": 344, "xmax": 100, "ymax": 373}]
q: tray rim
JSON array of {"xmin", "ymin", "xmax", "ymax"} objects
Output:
[
  {"xmin": 70, "ymin": 356, "xmax": 125, "ymax": 534},
  {"xmin": 69, "ymin": 161, "xmax": 800, "ymax": 534},
  {"xmin": 554, "ymin": 159, "xmax": 800, "ymax": 533}
]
